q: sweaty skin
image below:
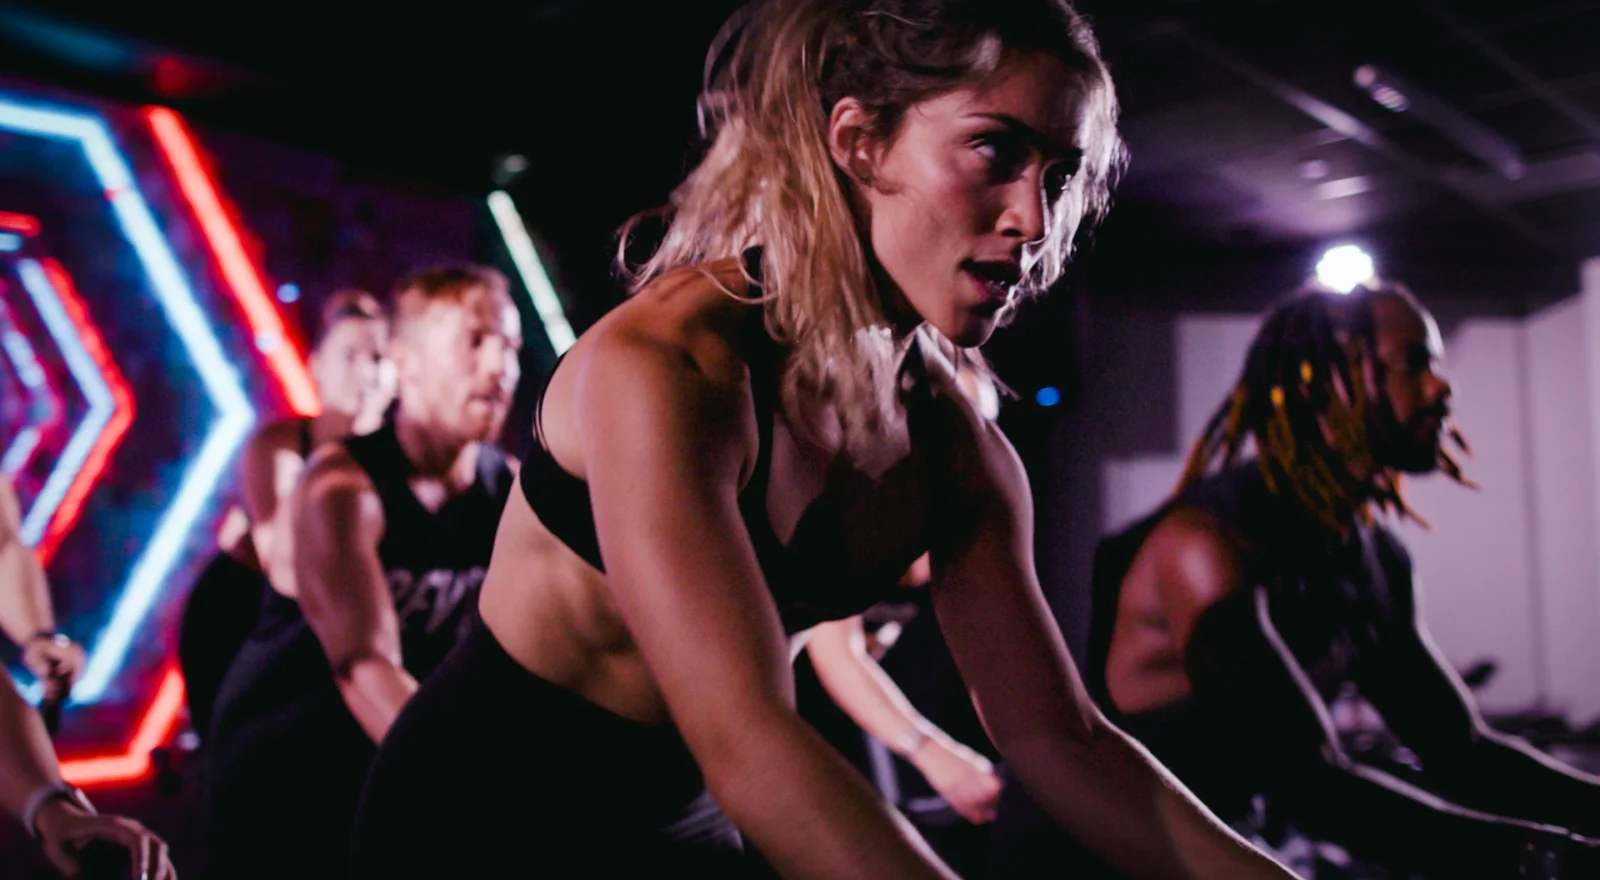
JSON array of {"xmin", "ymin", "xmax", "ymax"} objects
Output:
[{"xmin": 480, "ymin": 254, "xmax": 1288, "ymax": 879}]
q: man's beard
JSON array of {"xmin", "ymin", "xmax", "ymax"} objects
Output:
[{"xmin": 1371, "ymin": 398, "xmax": 1444, "ymax": 475}]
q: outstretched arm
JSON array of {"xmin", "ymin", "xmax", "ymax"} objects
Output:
[
  {"xmin": 0, "ymin": 662, "xmax": 174, "ymax": 878},
  {"xmin": 927, "ymin": 415, "xmax": 1291, "ymax": 879},
  {"xmin": 0, "ymin": 653, "xmax": 66, "ymax": 829},
  {"xmin": 1358, "ymin": 563, "xmax": 1600, "ymax": 837},
  {"xmin": 808, "ymin": 615, "xmax": 1001, "ymax": 823},
  {"xmin": 1181, "ymin": 566, "xmax": 1595, "ymax": 876},
  {"xmin": 0, "ymin": 478, "xmax": 82, "ymax": 697},
  {"xmin": 0, "ymin": 477, "xmax": 52, "ymax": 644},
  {"xmin": 578, "ymin": 332, "xmax": 956, "ymax": 880},
  {"xmin": 292, "ymin": 450, "xmax": 416, "ymax": 743}
]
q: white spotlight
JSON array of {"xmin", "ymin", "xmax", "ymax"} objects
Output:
[{"xmin": 1315, "ymin": 244, "xmax": 1376, "ymax": 294}]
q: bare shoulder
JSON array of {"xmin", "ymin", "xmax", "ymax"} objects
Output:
[
  {"xmin": 1135, "ymin": 506, "xmax": 1250, "ymax": 610},
  {"xmin": 543, "ymin": 259, "xmax": 765, "ymax": 479},
  {"xmin": 591, "ymin": 257, "xmax": 761, "ymax": 386}
]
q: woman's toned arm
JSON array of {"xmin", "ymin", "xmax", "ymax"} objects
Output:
[
  {"xmin": 0, "ymin": 478, "xmax": 82, "ymax": 698},
  {"xmin": 0, "ymin": 653, "xmax": 174, "ymax": 878},
  {"xmin": 924, "ymin": 394, "xmax": 1293, "ymax": 879},
  {"xmin": 808, "ymin": 615, "xmax": 1000, "ymax": 823},
  {"xmin": 577, "ymin": 331, "xmax": 956, "ymax": 879}
]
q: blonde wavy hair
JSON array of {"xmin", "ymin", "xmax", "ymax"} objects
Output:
[{"xmin": 623, "ymin": 0, "xmax": 1125, "ymax": 459}]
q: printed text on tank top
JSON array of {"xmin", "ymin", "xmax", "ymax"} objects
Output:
[
  {"xmin": 344, "ymin": 423, "xmax": 512, "ymax": 672},
  {"xmin": 382, "ymin": 464, "xmax": 490, "ymax": 640}
]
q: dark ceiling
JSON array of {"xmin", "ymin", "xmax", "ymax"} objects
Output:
[
  {"xmin": 0, "ymin": 0, "xmax": 1597, "ymax": 307},
  {"xmin": 1080, "ymin": 0, "xmax": 1600, "ymax": 307}
]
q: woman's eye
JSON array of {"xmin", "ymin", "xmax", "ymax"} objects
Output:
[
  {"xmin": 973, "ymin": 134, "xmax": 1023, "ymax": 178},
  {"xmin": 1045, "ymin": 161, "xmax": 1080, "ymax": 200}
]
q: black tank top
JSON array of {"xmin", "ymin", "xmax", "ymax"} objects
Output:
[
  {"xmin": 1090, "ymin": 462, "xmax": 1409, "ymax": 700},
  {"xmin": 1179, "ymin": 463, "xmax": 1406, "ymax": 693},
  {"xmin": 1085, "ymin": 461, "xmax": 1411, "ymax": 813},
  {"xmin": 345, "ymin": 422, "xmax": 515, "ymax": 672},
  {"xmin": 518, "ymin": 251, "xmax": 910, "ymax": 634},
  {"xmin": 211, "ymin": 421, "xmax": 513, "ymax": 739}
]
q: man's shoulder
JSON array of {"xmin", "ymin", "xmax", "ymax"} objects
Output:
[{"xmin": 1133, "ymin": 505, "xmax": 1252, "ymax": 607}]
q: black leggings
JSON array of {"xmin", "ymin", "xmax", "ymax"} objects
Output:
[{"xmin": 349, "ymin": 616, "xmax": 745, "ymax": 878}]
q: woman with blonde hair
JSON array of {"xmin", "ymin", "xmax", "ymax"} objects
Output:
[{"xmin": 350, "ymin": 1, "xmax": 1295, "ymax": 877}]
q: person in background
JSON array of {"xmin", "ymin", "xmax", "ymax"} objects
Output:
[
  {"xmin": 178, "ymin": 290, "xmax": 392, "ymax": 739},
  {"xmin": 201, "ymin": 266, "xmax": 519, "ymax": 880},
  {"xmin": 1, "ymin": 475, "xmax": 174, "ymax": 879},
  {"xmin": 1066, "ymin": 282, "xmax": 1600, "ymax": 878},
  {"xmin": 0, "ymin": 476, "xmax": 83, "ymax": 712}
]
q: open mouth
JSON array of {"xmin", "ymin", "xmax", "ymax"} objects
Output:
[{"xmin": 962, "ymin": 260, "xmax": 1021, "ymax": 303}]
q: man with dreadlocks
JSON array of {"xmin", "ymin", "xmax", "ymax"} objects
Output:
[{"xmin": 1055, "ymin": 282, "xmax": 1600, "ymax": 878}]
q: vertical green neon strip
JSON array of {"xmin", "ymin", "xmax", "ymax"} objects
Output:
[{"xmin": 487, "ymin": 190, "xmax": 576, "ymax": 355}]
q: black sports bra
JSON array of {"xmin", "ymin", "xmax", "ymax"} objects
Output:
[{"xmin": 517, "ymin": 250, "xmax": 911, "ymax": 634}]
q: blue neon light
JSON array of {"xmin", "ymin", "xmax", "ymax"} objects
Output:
[
  {"xmin": 1035, "ymin": 386, "xmax": 1062, "ymax": 407},
  {"xmin": 15, "ymin": 259, "xmax": 112, "ymax": 548},
  {"xmin": 0, "ymin": 95, "xmax": 256, "ymax": 704},
  {"xmin": 0, "ymin": 233, "xmax": 21, "ymax": 252},
  {"xmin": 0, "ymin": 308, "xmax": 50, "ymax": 476},
  {"xmin": 1, "ymin": 327, "xmax": 46, "ymax": 390},
  {"xmin": 1, "ymin": 427, "xmax": 40, "ymax": 476}
]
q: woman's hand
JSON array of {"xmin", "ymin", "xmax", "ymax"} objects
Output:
[
  {"xmin": 22, "ymin": 634, "xmax": 85, "ymax": 702},
  {"xmin": 910, "ymin": 737, "xmax": 1001, "ymax": 824},
  {"xmin": 34, "ymin": 798, "xmax": 175, "ymax": 880}
]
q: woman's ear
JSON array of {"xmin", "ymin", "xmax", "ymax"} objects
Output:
[{"xmin": 826, "ymin": 97, "xmax": 880, "ymax": 186}]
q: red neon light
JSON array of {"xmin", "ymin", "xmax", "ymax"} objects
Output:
[
  {"xmin": 0, "ymin": 295, "xmax": 66, "ymax": 476},
  {"xmin": 60, "ymin": 667, "xmax": 186, "ymax": 787},
  {"xmin": 0, "ymin": 211, "xmax": 40, "ymax": 237},
  {"xmin": 144, "ymin": 106, "xmax": 319, "ymax": 416},
  {"xmin": 32, "ymin": 260, "xmax": 135, "ymax": 564}
]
